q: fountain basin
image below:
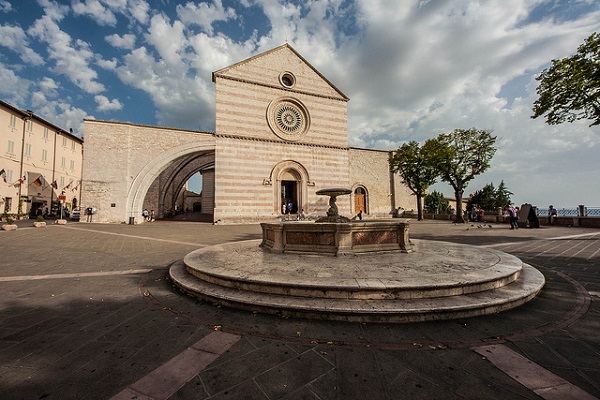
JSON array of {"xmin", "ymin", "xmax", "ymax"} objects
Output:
[{"xmin": 260, "ymin": 220, "xmax": 411, "ymax": 255}]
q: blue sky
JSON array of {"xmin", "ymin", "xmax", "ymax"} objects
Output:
[{"xmin": 1, "ymin": 0, "xmax": 599, "ymax": 208}]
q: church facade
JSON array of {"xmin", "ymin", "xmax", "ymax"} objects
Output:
[{"xmin": 80, "ymin": 45, "xmax": 414, "ymax": 224}]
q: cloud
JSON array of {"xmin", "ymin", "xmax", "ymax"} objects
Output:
[
  {"xmin": 72, "ymin": 0, "xmax": 117, "ymax": 26},
  {"xmin": 0, "ymin": 24, "xmax": 45, "ymax": 66},
  {"xmin": 105, "ymin": 33, "xmax": 136, "ymax": 49},
  {"xmin": 0, "ymin": 63, "xmax": 31, "ymax": 105},
  {"xmin": 0, "ymin": 0, "xmax": 12, "ymax": 12},
  {"xmin": 176, "ymin": 0, "xmax": 237, "ymax": 34},
  {"xmin": 28, "ymin": 11, "xmax": 105, "ymax": 94},
  {"xmin": 94, "ymin": 95, "xmax": 123, "ymax": 111}
]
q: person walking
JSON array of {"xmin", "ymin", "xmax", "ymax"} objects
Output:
[{"xmin": 507, "ymin": 205, "xmax": 518, "ymax": 229}]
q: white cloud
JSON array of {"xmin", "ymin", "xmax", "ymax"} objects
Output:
[
  {"xmin": 105, "ymin": 33, "xmax": 136, "ymax": 49},
  {"xmin": 176, "ymin": 0, "xmax": 237, "ymax": 34},
  {"xmin": 28, "ymin": 13, "xmax": 105, "ymax": 94},
  {"xmin": 72, "ymin": 0, "xmax": 117, "ymax": 26},
  {"xmin": 94, "ymin": 95, "xmax": 123, "ymax": 111},
  {"xmin": 0, "ymin": 0, "xmax": 12, "ymax": 12},
  {"xmin": 0, "ymin": 63, "xmax": 31, "ymax": 105},
  {"xmin": 0, "ymin": 24, "xmax": 45, "ymax": 66}
]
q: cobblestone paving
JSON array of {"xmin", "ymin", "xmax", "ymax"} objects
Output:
[{"xmin": 0, "ymin": 219, "xmax": 598, "ymax": 399}]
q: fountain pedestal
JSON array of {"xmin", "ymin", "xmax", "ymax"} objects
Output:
[{"xmin": 260, "ymin": 220, "xmax": 411, "ymax": 255}]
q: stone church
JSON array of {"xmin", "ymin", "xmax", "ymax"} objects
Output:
[{"xmin": 80, "ymin": 44, "xmax": 414, "ymax": 224}]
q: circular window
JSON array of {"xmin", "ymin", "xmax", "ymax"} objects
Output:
[
  {"xmin": 267, "ymin": 98, "xmax": 310, "ymax": 141},
  {"xmin": 279, "ymin": 71, "xmax": 296, "ymax": 88}
]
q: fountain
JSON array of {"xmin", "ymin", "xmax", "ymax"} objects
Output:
[
  {"xmin": 260, "ymin": 188, "xmax": 411, "ymax": 255},
  {"xmin": 169, "ymin": 188, "xmax": 545, "ymax": 322}
]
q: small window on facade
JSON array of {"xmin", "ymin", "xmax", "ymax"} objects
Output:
[
  {"xmin": 70, "ymin": 160, "xmax": 75, "ymax": 171},
  {"xmin": 7, "ymin": 140, "xmax": 14, "ymax": 154},
  {"xmin": 43, "ymin": 128, "xmax": 49, "ymax": 141},
  {"xmin": 25, "ymin": 144, "xmax": 31, "ymax": 157},
  {"xmin": 42, "ymin": 149, "xmax": 48, "ymax": 162},
  {"xmin": 61, "ymin": 157, "xmax": 66, "ymax": 168},
  {"xmin": 9, "ymin": 115, "xmax": 16, "ymax": 129},
  {"xmin": 62, "ymin": 137, "xmax": 67, "ymax": 147},
  {"xmin": 279, "ymin": 71, "xmax": 296, "ymax": 88}
]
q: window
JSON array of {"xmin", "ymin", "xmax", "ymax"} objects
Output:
[
  {"xmin": 42, "ymin": 149, "xmax": 48, "ymax": 162},
  {"xmin": 70, "ymin": 160, "xmax": 75, "ymax": 171},
  {"xmin": 6, "ymin": 169, "xmax": 13, "ymax": 182},
  {"xmin": 71, "ymin": 141, "xmax": 76, "ymax": 151},
  {"xmin": 60, "ymin": 176, "xmax": 65, "ymax": 188},
  {"xmin": 7, "ymin": 140, "xmax": 14, "ymax": 154},
  {"xmin": 62, "ymin": 137, "xmax": 67, "ymax": 148},
  {"xmin": 9, "ymin": 115, "xmax": 16, "ymax": 129},
  {"xmin": 26, "ymin": 119, "xmax": 33, "ymax": 133},
  {"xmin": 43, "ymin": 128, "xmax": 49, "ymax": 141},
  {"xmin": 4, "ymin": 197, "xmax": 12, "ymax": 213},
  {"xmin": 25, "ymin": 144, "xmax": 31, "ymax": 157},
  {"xmin": 61, "ymin": 157, "xmax": 66, "ymax": 168}
]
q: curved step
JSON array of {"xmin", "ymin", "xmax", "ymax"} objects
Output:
[
  {"xmin": 182, "ymin": 239, "xmax": 524, "ymax": 300},
  {"xmin": 169, "ymin": 261, "xmax": 545, "ymax": 323}
]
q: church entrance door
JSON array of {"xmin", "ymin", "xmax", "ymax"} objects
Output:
[{"xmin": 281, "ymin": 180, "xmax": 299, "ymax": 214}]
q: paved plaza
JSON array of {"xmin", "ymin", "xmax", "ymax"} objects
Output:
[{"xmin": 1, "ymin": 218, "xmax": 599, "ymax": 399}]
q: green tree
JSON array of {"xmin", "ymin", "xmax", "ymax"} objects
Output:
[
  {"xmin": 495, "ymin": 180, "xmax": 513, "ymax": 208},
  {"xmin": 532, "ymin": 32, "xmax": 600, "ymax": 127},
  {"xmin": 424, "ymin": 128, "xmax": 497, "ymax": 223},
  {"xmin": 467, "ymin": 181, "xmax": 512, "ymax": 212},
  {"xmin": 424, "ymin": 190, "xmax": 452, "ymax": 214},
  {"xmin": 389, "ymin": 141, "xmax": 438, "ymax": 220}
]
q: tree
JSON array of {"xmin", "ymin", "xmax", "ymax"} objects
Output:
[
  {"xmin": 389, "ymin": 141, "xmax": 438, "ymax": 220},
  {"xmin": 424, "ymin": 128, "xmax": 497, "ymax": 223},
  {"xmin": 467, "ymin": 180, "xmax": 513, "ymax": 212},
  {"xmin": 532, "ymin": 32, "xmax": 600, "ymax": 127},
  {"xmin": 424, "ymin": 190, "xmax": 452, "ymax": 214}
]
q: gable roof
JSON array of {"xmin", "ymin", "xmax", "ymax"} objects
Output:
[{"xmin": 212, "ymin": 43, "xmax": 349, "ymax": 101}]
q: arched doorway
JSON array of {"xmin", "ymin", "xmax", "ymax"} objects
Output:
[
  {"xmin": 280, "ymin": 170, "xmax": 300, "ymax": 214},
  {"xmin": 354, "ymin": 186, "xmax": 367, "ymax": 215}
]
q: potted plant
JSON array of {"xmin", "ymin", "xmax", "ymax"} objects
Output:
[
  {"xmin": 2, "ymin": 215, "xmax": 17, "ymax": 231},
  {"xmin": 33, "ymin": 215, "xmax": 46, "ymax": 228}
]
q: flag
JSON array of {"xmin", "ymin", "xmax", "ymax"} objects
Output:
[
  {"xmin": 0, "ymin": 169, "xmax": 6, "ymax": 183},
  {"xmin": 51, "ymin": 180, "xmax": 58, "ymax": 189},
  {"xmin": 32, "ymin": 177, "xmax": 42, "ymax": 187},
  {"xmin": 65, "ymin": 180, "xmax": 73, "ymax": 190}
]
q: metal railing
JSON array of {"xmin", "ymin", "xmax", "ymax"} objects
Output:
[{"xmin": 537, "ymin": 207, "xmax": 600, "ymax": 217}]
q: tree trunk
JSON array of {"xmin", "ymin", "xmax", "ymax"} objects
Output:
[
  {"xmin": 454, "ymin": 189, "xmax": 465, "ymax": 223},
  {"xmin": 416, "ymin": 194, "xmax": 423, "ymax": 221}
]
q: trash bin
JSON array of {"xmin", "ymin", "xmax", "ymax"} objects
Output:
[{"xmin": 128, "ymin": 217, "xmax": 135, "ymax": 225}]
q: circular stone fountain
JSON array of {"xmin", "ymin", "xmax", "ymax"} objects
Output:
[{"xmin": 169, "ymin": 188, "xmax": 545, "ymax": 323}]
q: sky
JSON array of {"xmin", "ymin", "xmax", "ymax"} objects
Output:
[{"xmin": 1, "ymin": 0, "xmax": 599, "ymax": 209}]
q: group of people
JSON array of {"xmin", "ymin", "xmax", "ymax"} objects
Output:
[
  {"xmin": 142, "ymin": 208, "xmax": 155, "ymax": 222},
  {"xmin": 504, "ymin": 204, "xmax": 558, "ymax": 229}
]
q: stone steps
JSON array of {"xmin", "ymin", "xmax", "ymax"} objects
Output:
[{"xmin": 168, "ymin": 239, "xmax": 546, "ymax": 323}]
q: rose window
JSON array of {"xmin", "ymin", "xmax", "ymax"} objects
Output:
[{"xmin": 267, "ymin": 98, "xmax": 310, "ymax": 141}]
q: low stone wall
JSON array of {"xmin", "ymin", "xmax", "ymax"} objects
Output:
[{"xmin": 539, "ymin": 216, "xmax": 600, "ymax": 228}]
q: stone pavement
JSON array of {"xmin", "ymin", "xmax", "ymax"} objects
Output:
[{"xmin": 0, "ymin": 219, "xmax": 599, "ymax": 399}]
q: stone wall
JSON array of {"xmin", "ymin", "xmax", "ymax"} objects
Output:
[{"xmin": 81, "ymin": 120, "xmax": 215, "ymax": 223}]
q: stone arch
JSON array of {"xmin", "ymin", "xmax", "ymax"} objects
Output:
[
  {"xmin": 127, "ymin": 142, "xmax": 215, "ymax": 222},
  {"xmin": 269, "ymin": 160, "xmax": 310, "ymax": 214},
  {"xmin": 158, "ymin": 153, "xmax": 215, "ymax": 217}
]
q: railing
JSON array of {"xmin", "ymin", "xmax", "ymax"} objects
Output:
[{"xmin": 537, "ymin": 207, "xmax": 600, "ymax": 217}]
